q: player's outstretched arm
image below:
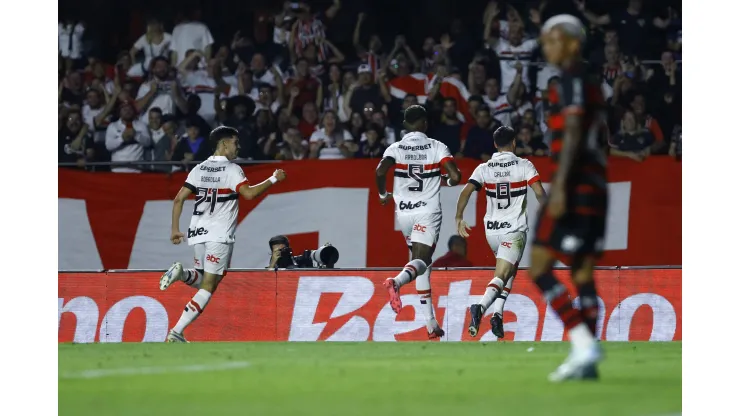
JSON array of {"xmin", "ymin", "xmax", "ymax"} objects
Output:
[
  {"xmin": 530, "ymin": 180, "xmax": 547, "ymax": 204},
  {"xmin": 238, "ymin": 169, "xmax": 287, "ymax": 200},
  {"xmin": 455, "ymin": 183, "xmax": 476, "ymax": 237},
  {"xmin": 171, "ymin": 186, "xmax": 193, "ymax": 244},
  {"xmin": 375, "ymin": 156, "xmax": 395, "ymax": 205},
  {"xmin": 442, "ymin": 159, "xmax": 462, "ymax": 186}
]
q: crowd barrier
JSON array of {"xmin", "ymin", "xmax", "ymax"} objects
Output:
[{"xmin": 58, "ymin": 267, "xmax": 681, "ymax": 343}]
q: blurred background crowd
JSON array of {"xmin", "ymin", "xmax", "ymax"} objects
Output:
[{"xmin": 59, "ymin": 0, "xmax": 682, "ymax": 172}]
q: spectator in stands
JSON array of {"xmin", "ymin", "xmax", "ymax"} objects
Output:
[
  {"xmin": 146, "ymin": 108, "xmax": 173, "ymax": 170},
  {"xmin": 493, "ymin": 24, "xmax": 537, "ymax": 93},
  {"xmin": 323, "ymin": 63, "xmax": 347, "ymax": 120},
  {"xmin": 366, "ymin": 110, "xmax": 397, "ymax": 145},
  {"xmin": 82, "ymin": 87, "xmax": 117, "ymax": 144},
  {"xmin": 432, "ymin": 235, "xmax": 473, "ymax": 268},
  {"xmin": 483, "ymin": 77, "xmax": 516, "ymax": 127},
  {"xmin": 432, "ymin": 97, "xmax": 464, "ymax": 156},
  {"xmin": 464, "ymin": 107, "xmax": 497, "ymax": 161},
  {"xmin": 172, "ymin": 118, "xmax": 211, "ymax": 165},
  {"xmin": 255, "ymin": 78, "xmax": 284, "ymax": 115},
  {"xmin": 515, "ymin": 125, "xmax": 548, "ymax": 157},
  {"xmin": 309, "ymin": 110, "xmax": 355, "ymax": 159},
  {"xmin": 135, "ymin": 57, "xmax": 188, "ymax": 124},
  {"xmin": 290, "ymin": 1, "xmax": 341, "ymax": 62},
  {"xmin": 105, "ymin": 101, "xmax": 151, "ymax": 173},
  {"xmin": 271, "ymin": 127, "xmax": 305, "ymax": 160},
  {"xmin": 647, "ymin": 51, "xmax": 681, "ymax": 95},
  {"xmin": 170, "ymin": 9, "xmax": 214, "ymax": 65},
  {"xmin": 59, "ymin": 71, "xmax": 85, "ymax": 107},
  {"xmin": 251, "ymin": 53, "xmax": 278, "ymax": 87},
  {"xmin": 58, "ymin": 19, "xmax": 85, "ymax": 71},
  {"xmin": 286, "ymin": 58, "xmax": 321, "ymax": 113},
  {"xmin": 59, "ymin": 109, "xmax": 94, "ymax": 168},
  {"xmin": 355, "ymin": 123, "xmax": 387, "ymax": 159},
  {"xmin": 669, "ymin": 125, "xmax": 681, "ymax": 161},
  {"xmin": 609, "ymin": 110, "xmax": 652, "ymax": 162},
  {"xmin": 297, "ymin": 100, "xmax": 319, "ymax": 139},
  {"xmin": 347, "ymin": 111, "xmax": 365, "ymax": 141},
  {"xmin": 128, "ymin": 18, "xmax": 172, "ymax": 78},
  {"xmin": 384, "ymin": 35, "xmax": 420, "ymax": 75},
  {"xmin": 347, "ymin": 64, "xmax": 381, "ymax": 115},
  {"xmin": 630, "ymin": 92, "xmax": 666, "ymax": 153},
  {"xmin": 353, "ymin": 13, "xmax": 384, "ymax": 78}
]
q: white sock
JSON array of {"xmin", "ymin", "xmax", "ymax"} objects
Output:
[
  {"xmin": 568, "ymin": 323, "xmax": 596, "ymax": 350},
  {"xmin": 493, "ymin": 276, "xmax": 514, "ymax": 315},
  {"xmin": 172, "ymin": 289, "xmax": 212, "ymax": 334},
  {"xmin": 479, "ymin": 276, "xmax": 505, "ymax": 311},
  {"xmin": 415, "ymin": 267, "xmax": 435, "ymax": 322},
  {"xmin": 393, "ymin": 259, "xmax": 427, "ymax": 287},
  {"xmin": 183, "ymin": 269, "xmax": 203, "ymax": 289}
]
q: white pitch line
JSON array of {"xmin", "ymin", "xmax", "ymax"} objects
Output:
[{"xmin": 60, "ymin": 361, "xmax": 250, "ymax": 380}]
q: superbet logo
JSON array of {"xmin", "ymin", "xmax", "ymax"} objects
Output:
[
  {"xmin": 413, "ymin": 224, "xmax": 427, "ymax": 233},
  {"xmin": 206, "ymin": 254, "xmax": 220, "ymax": 264}
]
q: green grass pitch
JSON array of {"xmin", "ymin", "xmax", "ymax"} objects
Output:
[{"xmin": 59, "ymin": 342, "xmax": 681, "ymax": 416}]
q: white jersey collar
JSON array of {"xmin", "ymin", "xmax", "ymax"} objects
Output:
[
  {"xmin": 208, "ymin": 155, "xmax": 228, "ymax": 162},
  {"xmin": 401, "ymin": 131, "xmax": 429, "ymax": 141}
]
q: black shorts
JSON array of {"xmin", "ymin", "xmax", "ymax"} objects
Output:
[{"xmin": 533, "ymin": 208, "xmax": 606, "ymax": 264}]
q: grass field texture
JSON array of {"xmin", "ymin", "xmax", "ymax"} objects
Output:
[{"xmin": 59, "ymin": 342, "xmax": 681, "ymax": 416}]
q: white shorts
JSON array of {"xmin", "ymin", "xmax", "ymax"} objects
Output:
[
  {"xmin": 397, "ymin": 211, "xmax": 442, "ymax": 248},
  {"xmin": 192, "ymin": 242, "xmax": 234, "ymax": 275},
  {"xmin": 486, "ymin": 231, "xmax": 527, "ymax": 265}
]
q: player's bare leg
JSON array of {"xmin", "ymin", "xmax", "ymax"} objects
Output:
[
  {"xmin": 490, "ymin": 273, "xmax": 515, "ymax": 338},
  {"xmin": 160, "ymin": 263, "xmax": 204, "ymax": 290},
  {"xmin": 469, "ymin": 258, "xmax": 515, "ymax": 337},
  {"xmin": 529, "ymin": 246, "xmax": 601, "ymax": 381},
  {"xmin": 167, "ymin": 272, "xmax": 223, "ymax": 342}
]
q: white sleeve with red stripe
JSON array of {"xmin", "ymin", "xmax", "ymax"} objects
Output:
[
  {"xmin": 467, "ymin": 164, "xmax": 485, "ymax": 191},
  {"xmin": 382, "ymin": 143, "xmax": 398, "ymax": 161},
  {"xmin": 524, "ymin": 159, "xmax": 541, "ymax": 186},
  {"xmin": 437, "ymin": 141, "xmax": 453, "ymax": 167},
  {"xmin": 229, "ymin": 164, "xmax": 249, "ymax": 193}
]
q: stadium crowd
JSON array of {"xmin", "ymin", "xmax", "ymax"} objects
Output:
[{"xmin": 58, "ymin": 0, "xmax": 682, "ymax": 172}]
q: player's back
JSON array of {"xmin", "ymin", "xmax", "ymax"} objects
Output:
[
  {"xmin": 470, "ymin": 152, "xmax": 540, "ymax": 235},
  {"xmin": 383, "ymin": 131, "xmax": 453, "ymax": 216},
  {"xmin": 547, "ymin": 64, "xmax": 609, "ymax": 213},
  {"xmin": 184, "ymin": 156, "xmax": 246, "ymax": 245}
]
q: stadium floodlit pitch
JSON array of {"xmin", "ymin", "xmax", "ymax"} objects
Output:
[{"xmin": 59, "ymin": 342, "xmax": 681, "ymax": 416}]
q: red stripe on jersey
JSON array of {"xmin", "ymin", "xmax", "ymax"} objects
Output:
[
  {"xmin": 234, "ymin": 180, "xmax": 249, "ymax": 193},
  {"xmin": 510, "ymin": 180, "xmax": 527, "ymax": 188},
  {"xmin": 438, "ymin": 157, "xmax": 453, "ymax": 167},
  {"xmin": 485, "ymin": 183, "xmax": 497, "ymax": 190},
  {"xmin": 215, "ymin": 188, "xmax": 234, "ymax": 194},
  {"xmin": 548, "ymin": 113, "xmax": 565, "ymax": 130},
  {"xmin": 395, "ymin": 163, "xmax": 440, "ymax": 170},
  {"xmin": 528, "ymin": 175, "xmax": 540, "ymax": 185},
  {"xmin": 551, "ymin": 140, "xmax": 563, "ymax": 153}
]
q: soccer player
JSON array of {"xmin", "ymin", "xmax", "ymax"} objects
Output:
[
  {"xmin": 376, "ymin": 105, "xmax": 462, "ymax": 339},
  {"xmin": 159, "ymin": 126, "xmax": 287, "ymax": 342},
  {"xmin": 455, "ymin": 126, "xmax": 546, "ymax": 339},
  {"xmin": 531, "ymin": 15, "xmax": 610, "ymax": 381}
]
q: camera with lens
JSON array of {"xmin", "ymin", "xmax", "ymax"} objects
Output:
[{"xmin": 269, "ymin": 235, "xmax": 339, "ymax": 269}]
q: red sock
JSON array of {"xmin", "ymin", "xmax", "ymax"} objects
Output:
[{"xmin": 533, "ymin": 272, "xmax": 583, "ymax": 331}]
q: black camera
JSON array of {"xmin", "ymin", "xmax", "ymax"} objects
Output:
[{"xmin": 270, "ymin": 236, "xmax": 339, "ymax": 269}]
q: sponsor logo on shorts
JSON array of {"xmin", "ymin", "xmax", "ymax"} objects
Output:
[
  {"xmin": 206, "ymin": 254, "xmax": 221, "ymax": 264},
  {"xmin": 487, "ymin": 221, "xmax": 512, "ymax": 230},
  {"xmin": 413, "ymin": 224, "xmax": 427, "ymax": 233},
  {"xmin": 501, "ymin": 242, "xmax": 512, "ymax": 248},
  {"xmin": 188, "ymin": 227, "xmax": 209, "ymax": 238},
  {"xmin": 399, "ymin": 201, "xmax": 428, "ymax": 211}
]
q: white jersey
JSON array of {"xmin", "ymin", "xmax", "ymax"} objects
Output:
[
  {"xmin": 495, "ymin": 38, "xmax": 538, "ymax": 92},
  {"xmin": 468, "ymin": 152, "xmax": 540, "ymax": 235},
  {"xmin": 382, "ymin": 132, "xmax": 453, "ymax": 216},
  {"xmin": 183, "ymin": 156, "xmax": 248, "ymax": 245}
]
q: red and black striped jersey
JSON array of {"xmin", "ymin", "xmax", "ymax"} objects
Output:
[{"xmin": 546, "ymin": 65, "xmax": 609, "ymax": 215}]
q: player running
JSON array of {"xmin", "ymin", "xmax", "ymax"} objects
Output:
[
  {"xmin": 531, "ymin": 15, "xmax": 610, "ymax": 381},
  {"xmin": 376, "ymin": 105, "xmax": 462, "ymax": 339},
  {"xmin": 455, "ymin": 126, "xmax": 546, "ymax": 339},
  {"xmin": 159, "ymin": 126, "xmax": 287, "ymax": 343}
]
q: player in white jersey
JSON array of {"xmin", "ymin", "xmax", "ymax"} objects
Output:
[
  {"xmin": 454, "ymin": 126, "xmax": 546, "ymax": 338},
  {"xmin": 375, "ymin": 105, "xmax": 462, "ymax": 339},
  {"xmin": 158, "ymin": 126, "xmax": 287, "ymax": 342}
]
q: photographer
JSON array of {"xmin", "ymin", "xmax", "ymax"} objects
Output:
[{"xmin": 268, "ymin": 235, "xmax": 339, "ymax": 269}]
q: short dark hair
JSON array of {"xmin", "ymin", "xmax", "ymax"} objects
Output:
[
  {"xmin": 209, "ymin": 126, "xmax": 239, "ymax": 148},
  {"xmin": 493, "ymin": 126, "xmax": 517, "ymax": 147},
  {"xmin": 448, "ymin": 235, "xmax": 466, "ymax": 251},
  {"xmin": 149, "ymin": 107, "xmax": 163, "ymax": 116},
  {"xmin": 269, "ymin": 235, "xmax": 290, "ymax": 249},
  {"xmin": 468, "ymin": 95, "xmax": 484, "ymax": 105},
  {"xmin": 476, "ymin": 106, "xmax": 491, "ymax": 116},
  {"xmin": 403, "ymin": 105, "xmax": 427, "ymax": 125}
]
